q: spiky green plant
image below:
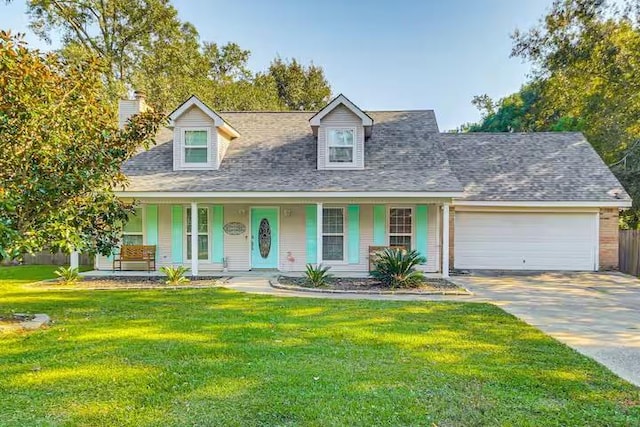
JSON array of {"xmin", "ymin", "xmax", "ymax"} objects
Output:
[
  {"xmin": 159, "ymin": 266, "xmax": 190, "ymax": 285},
  {"xmin": 304, "ymin": 264, "xmax": 332, "ymax": 287},
  {"xmin": 371, "ymin": 248, "xmax": 426, "ymax": 288},
  {"xmin": 54, "ymin": 266, "xmax": 80, "ymax": 285}
]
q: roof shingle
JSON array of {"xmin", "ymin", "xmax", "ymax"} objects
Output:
[
  {"xmin": 441, "ymin": 132, "xmax": 630, "ymax": 202},
  {"xmin": 121, "ymin": 110, "xmax": 630, "ymax": 203},
  {"xmin": 123, "ymin": 110, "xmax": 461, "ymax": 193}
]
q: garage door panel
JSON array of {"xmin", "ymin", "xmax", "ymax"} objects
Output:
[{"xmin": 454, "ymin": 212, "xmax": 597, "ymax": 271}]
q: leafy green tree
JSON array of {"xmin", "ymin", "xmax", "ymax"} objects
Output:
[
  {"xmin": 464, "ymin": 0, "xmax": 640, "ymax": 227},
  {"xmin": 461, "ymin": 81, "xmax": 584, "ymax": 133},
  {"xmin": 26, "ymin": 0, "xmax": 185, "ymax": 103},
  {"xmin": 0, "ymin": 32, "xmax": 165, "ymax": 260},
  {"xmin": 203, "ymin": 42, "xmax": 252, "ymax": 83},
  {"xmin": 268, "ymin": 57, "xmax": 331, "ymax": 110},
  {"xmin": 16, "ymin": 0, "xmax": 333, "ymax": 112},
  {"xmin": 130, "ymin": 21, "xmax": 212, "ymax": 111}
]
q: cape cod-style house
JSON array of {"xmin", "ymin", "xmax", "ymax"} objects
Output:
[{"xmin": 94, "ymin": 92, "xmax": 631, "ymax": 276}]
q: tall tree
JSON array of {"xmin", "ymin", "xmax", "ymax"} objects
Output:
[
  {"xmin": 16, "ymin": 1, "xmax": 333, "ymax": 112},
  {"xmin": 26, "ymin": 0, "xmax": 184, "ymax": 103},
  {"xmin": 268, "ymin": 57, "xmax": 331, "ymax": 110},
  {"xmin": 130, "ymin": 21, "xmax": 211, "ymax": 111},
  {"xmin": 0, "ymin": 32, "xmax": 165, "ymax": 259},
  {"xmin": 465, "ymin": 0, "xmax": 640, "ymax": 226}
]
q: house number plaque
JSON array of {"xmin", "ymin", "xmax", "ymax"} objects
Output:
[{"xmin": 223, "ymin": 222, "xmax": 246, "ymax": 235}]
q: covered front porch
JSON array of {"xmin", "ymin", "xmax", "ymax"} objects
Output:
[{"xmin": 95, "ymin": 195, "xmax": 453, "ymax": 277}]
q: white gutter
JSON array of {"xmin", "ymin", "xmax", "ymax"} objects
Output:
[
  {"xmin": 114, "ymin": 191, "xmax": 465, "ymax": 199},
  {"xmin": 453, "ymin": 200, "xmax": 632, "ymax": 208}
]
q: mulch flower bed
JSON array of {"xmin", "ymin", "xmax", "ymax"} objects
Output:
[
  {"xmin": 277, "ymin": 276, "xmax": 465, "ymax": 293},
  {"xmin": 36, "ymin": 276, "xmax": 224, "ymax": 289}
]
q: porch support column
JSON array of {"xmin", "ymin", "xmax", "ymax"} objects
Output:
[
  {"xmin": 316, "ymin": 202, "xmax": 323, "ymax": 265},
  {"xmin": 442, "ymin": 203, "xmax": 450, "ymax": 278},
  {"xmin": 191, "ymin": 201, "xmax": 199, "ymax": 276},
  {"xmin": 70, "ymin": 250, "xmax": 79, "ymax": 270}
]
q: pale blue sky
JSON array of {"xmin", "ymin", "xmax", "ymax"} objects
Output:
[{"xmin": 0, "ymin": 0, "xmax": 552, "ymax": 130}]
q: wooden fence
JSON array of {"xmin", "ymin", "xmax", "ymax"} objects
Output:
[
  {"xmin": 619, "ymin": 230, "xmax": 640, "ymax": 276},
  {"xmin": 21, "ymin": 251, "xmax": 94, "ymax": 266}
]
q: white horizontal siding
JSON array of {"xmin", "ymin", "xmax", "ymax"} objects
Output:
[
  {"xmin": 223, "ymin": 205, "xmax": 250, "ymax": 271},
  {"xmin": 217, "ymin": 131, "xmax": 231, "ymax": 168},
  {"xmin": 173, "ymin": 106, "xmax": 217, "ymax": 171},
  {"xmin": 317, "ymin": 104, "xmax": 364, "ymax": 170},
  {"xmin": 420, "ymin": 205, "xmax": 440, "ymax": 273},
  {"xmin": 279, "ymin": 205, "xmax": 307, "ymax": 272}
]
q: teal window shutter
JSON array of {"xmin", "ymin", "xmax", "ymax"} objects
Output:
[
  {"xmin": 347, "ymin": 205, "xmax": 360, "ymax": 264},
  {"xmin": 415, "ymin": 205, "xmax": 428, "ymax": 262},
  {"xmin": 145, "ymin": 205, "xmax": 158, "ymax": 246},
  {"xmin": 171, "ymin": 205, "xmax": 183, "ymax": 263},
  {"xmin": 373, "ymin": 205, "xmax": 386, "ymax": 245},
  {"xmin": 305, "ymin": 205, "xmax": 317, "ymax": 264},
  {"xmin": 212, "ymin": 205, "xmax": 224, "ymax": 263}
]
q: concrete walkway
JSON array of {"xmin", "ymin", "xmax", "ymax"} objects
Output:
[
  {"xmin": 223, "ymin": 273, "xmax": 640, "ymax": 388},
  {"xmin": 453, "ymin": 272, "xmax": 640, "ymax": 387}
]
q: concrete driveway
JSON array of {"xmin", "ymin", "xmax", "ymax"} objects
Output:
[{"xmin": 453, "ymin": 272, "xmax": 640, "ymax": 387}]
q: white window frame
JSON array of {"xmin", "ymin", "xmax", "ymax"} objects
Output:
[
  {"xmin": 122, "ymin": 207, "xmax": 145, "ymax": 246},
  {"xmin": 326, "ymin": 127, "xmax": 356, "ymax": 167},
  {"xmin": 321, "ymin": 206, "xmax": 347, "ymax": 263},
  {"xmin": 181, "ymin": 127, "xmax": 212, "ymax": 168},
  {"xmin": 388, "ymin": 206, "xmax": 414, "ymax": 250},
  {"xmin": 184, "ymin": 206, "xmax": 210, "ymax": 261}
]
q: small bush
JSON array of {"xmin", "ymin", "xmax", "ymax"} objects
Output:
[
  {"xmin": 54, "ymin": 266, "xmax": 80, "ymax": 285},
  {"xmin": 371, "ymin": 248, "xmax": 426, "ymax": 288},
  {"xmin": 160, "ymin": 266, "xmax": 190, "ymax": 285},
  {"xmin": 304, "ymin": 264, "xmax": 332, "ymax": 287}
]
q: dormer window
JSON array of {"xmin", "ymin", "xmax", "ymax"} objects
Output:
[
  {"xmin": 310, "ymin": 94, "xmax": 373, "ymax": 170},
  {"xmin": 168, "ymin": 95, "xmax": 240, "ymax": 171},
  {"xmin": 328, "ymin": 128, "xmax": 355, "ymax": 164},
  {"xmin": 184, "ymin": 128, "xmax": 210, "ymax": 164}
]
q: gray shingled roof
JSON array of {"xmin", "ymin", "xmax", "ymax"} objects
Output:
[
  {"xmin": 121, "ymin": 110, "xmax": 629, "ymax": 202},
  {"xmin": 441, "ymin": 132, "xmax": 630, "ymax": 202},
  {"xmin": 123, "ymin": 110, "xmax": 462, "ymax": 192}
]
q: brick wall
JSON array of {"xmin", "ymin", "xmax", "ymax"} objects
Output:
[{"xmin": 599, "ymin": 208, "xmax": 619, "ymax": 270}]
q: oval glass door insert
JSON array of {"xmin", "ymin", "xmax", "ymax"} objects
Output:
[{"xmin": 258, "ymin": 218, "xmax": 271, "ymax": 258}]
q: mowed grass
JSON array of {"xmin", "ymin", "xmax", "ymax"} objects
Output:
[{"xmin": 0, "ymin": 266, "xmax": 638, "ymax": 426}]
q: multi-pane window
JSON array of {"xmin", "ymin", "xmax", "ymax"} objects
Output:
[
  {"xmin": 327, "ymin": 128, "xmax": 354, "ymax": 163},
  {"xmin": 389, "ymin": 208, "xmax": 412, "ymax": 250},
  {"xmin": 322, "ymin": 207, "xmax": 344, "ymax": 261},
  {"xmin": 186, "ymin": 207, "xmax": 209, "ymax": 260},
  {"xmin": 122, "ymin": 208, "xmax": 143, "ymax": 245},
  {"xmin": 184, "ymin": 129, "xmax": 208, "ymax": 163}
]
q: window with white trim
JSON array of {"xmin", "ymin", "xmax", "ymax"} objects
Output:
[
  {"xmin": 122, "ymin": 208, "xmax": 143, "ymax": 245},
  {"xmin": 389, "ymin": 208, "xmax": 412, "ymax": 250},
  {"xmin": 322, "ymin": 207, "xmax": 345, "ymax": 261},
  {"xmin": 184, "ymin": 129, "xmax": 209, "ymax": 164},
  {"xmin": 327, "ymin": 128, "xmax": 355, "ymax": 164},
  {"xmin": 186, "ymin": 207, "xmax": 209, "ymax": 260}
]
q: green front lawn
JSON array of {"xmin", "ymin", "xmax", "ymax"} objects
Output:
[{"xmin": 0, "ymin": 266, "xmax": 638, "ymax": 426}]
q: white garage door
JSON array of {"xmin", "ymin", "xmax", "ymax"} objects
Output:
[{"xmin": 454, "ymin": 212, "xmax": 598, "ymax": 271}]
